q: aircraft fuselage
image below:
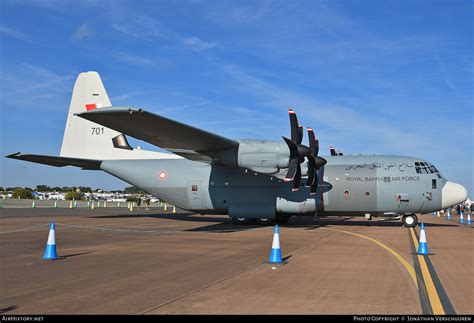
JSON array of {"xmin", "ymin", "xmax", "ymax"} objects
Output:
[{"xmin": 101, "ymin": 155, "xmax": 452, "ymax": 219}]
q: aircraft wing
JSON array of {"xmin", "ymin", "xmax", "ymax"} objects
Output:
[
  {"xmin": 6, "ymin": 152, "xmax": 102, "ymax": 170},
  {"xmin": 76, "ymin": 107, "xmax": 239, "ymax": 162}
]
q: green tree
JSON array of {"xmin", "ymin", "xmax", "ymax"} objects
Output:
[
  {"xmin": 36, "ymin": 184, "xmax": 51, "ymax": 192},
  {"xmin": 65, "ymin": 191, "xmax": 83, "ymax": 200},
  {"xmin": 12, "ymin": 188, "xmax": 34, "ymax": 199},
  {"xmin": 124, "ymin": 186, "xmax": 146, "ymax": 194}
]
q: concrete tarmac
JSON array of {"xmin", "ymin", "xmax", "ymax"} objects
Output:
[{"xmin": 0, "ymin": 203, "xmax": 472, "ymax": 314}]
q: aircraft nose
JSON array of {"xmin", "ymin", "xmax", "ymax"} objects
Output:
[{"xmin": 441, "ymin": 181, "xmax": 468, "ymax": 208}]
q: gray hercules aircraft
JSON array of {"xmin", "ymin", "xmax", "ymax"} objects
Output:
[{"xmin": 7, "ymin": 72, "xmax": 468, "ymax": 226}]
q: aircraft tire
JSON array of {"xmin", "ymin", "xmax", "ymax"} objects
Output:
[
  {"xmin": 232, "ymin": 217, "xmax": 250, "ymax": 225},
  {"xmin": 402, "ymin": 214, "xmax": 418, "ymax": 227},
  {"xmin": 255, "ymin": 218, "xmax": 273, "ymax": 225}
]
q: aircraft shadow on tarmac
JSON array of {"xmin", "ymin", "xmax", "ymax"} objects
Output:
[
  {"xmin": 87, "ymin": 213, "xmax": 457, "ymax": 233},
  {"xmin": 88, "ymin": 212, "xmax": 261, "ymax": 233}
]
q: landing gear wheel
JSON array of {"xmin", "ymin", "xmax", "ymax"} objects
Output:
[
  {"xmin": 276, "ymin": 215, "xmax": 291, "ymax": 225},
  {"xmin": 402, "ymin": 214, "xmax": 418, "ymax": 227},
  {"xmin": 232, "ymin": 217, "xmax": 250, "ymax": 225},
  {"xmin": 255, "ymin": 218, "xmax": 273, "ymax": 225}
]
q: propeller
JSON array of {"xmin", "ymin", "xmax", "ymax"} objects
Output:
[{"xmin": 283, "ymin": 109, "xmax": 327, "ymax": 193}]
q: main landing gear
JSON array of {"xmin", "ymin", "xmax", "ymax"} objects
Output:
[
  {"xmin": 231, "ymin": 215, "xmax": 292, "ymax": 225},
  {"xmin": 402, "ymin": 214, "xmax": 418, "ymax": 227}
]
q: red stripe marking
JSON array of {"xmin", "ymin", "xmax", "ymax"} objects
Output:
[
  {"xmin": 85, "ymin": 104, "xmax": 97, "ymax": 111},
  {"xmin": 288, "ymin": 108, "xmax": 295, "ymax": 114},
  {"xmin": 284, "ymin": 178, "xmax": 292, "ymax": 182}
]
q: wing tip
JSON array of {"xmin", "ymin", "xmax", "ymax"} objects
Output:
[{"xmin": 5, "ymin": 152, "xmax": 21, "ymax": 158}]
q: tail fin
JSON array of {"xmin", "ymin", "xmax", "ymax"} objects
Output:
[{"xmin": 60, "ymin": 72, "xmax": 167, "ymax": 160}]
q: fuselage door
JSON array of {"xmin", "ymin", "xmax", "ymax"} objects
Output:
[{"xmin": 187, "ymin": 180, "xmax": 204, "ymax": 210}]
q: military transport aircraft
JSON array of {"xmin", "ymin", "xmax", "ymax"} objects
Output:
[{"xmin": 7, "ymin": 72, "xmax": 468, "ymax": 226}]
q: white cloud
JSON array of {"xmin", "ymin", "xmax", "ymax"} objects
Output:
[
  {"xmin": 0, "ymin": 24, "xmax": 34, "ymax": 43},
  {"xmin": 74, "ymin": 23, "xmax": 92, "ymax": 40},
  {"xmin": 114, "ymin": 52, "xmax": 155, "ymax": 67},
  {"xmin": 111, "ymin": 15, "xmax": 162, "ymax": 41},
  {"xmin": 181, "ymin": 36, "xmax": 217, "ymax": 51},
  {"xmin": 0, "ymin": 63, "xmax": 73, "ymax": 110}
]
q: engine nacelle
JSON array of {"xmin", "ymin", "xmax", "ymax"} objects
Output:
[
  {"xmin": 237, "ymin": 139, "xmax": 289, "ymax": 172},
  {"xmin": 213, "ymin": 139, "xmax": 308, "ymax": 177}
]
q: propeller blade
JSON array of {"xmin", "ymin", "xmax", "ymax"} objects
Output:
[
  {"xmin": 288, "ymin": 109, "xmax": 300, "ymax": 143},
  {"xmin": 329, "ymin": 146, "xmax": 337, "ymax": 156},
  {"xmin": 307, "ymin": 128, "xmax": 319, "ymax": 156},
  {"xmin": 284, "ymin": 157, "xmax": 299, "ymax": 182},
  {"xmin": 297, "ymin": 125, "xmax": 303, "ymax": 145},
  {"xmin": 282, "ymin": 136, "xmax": 298, "ymax": 159},
  {"xmin": 310, "ymin": 171, "xmax": 318, "ymax": 195},
  {"xmin": 305, "ymin": 156, "xmax": 316, "ymax": 187},
  {"xmin": 338, "ymin": 150, "xmax": 344, "ymax": 156},
  {"xmin": 292, "ymin": 163, "xmax": 301, "ymax": 192},
  {"xmin": 314, "ymin": 156, "xmax": 327, "ymax": 170}
]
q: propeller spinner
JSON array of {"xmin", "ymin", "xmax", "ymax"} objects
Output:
[{"xmin": 283, "ymin": 109, "xmax": 327, "ymax": 194}]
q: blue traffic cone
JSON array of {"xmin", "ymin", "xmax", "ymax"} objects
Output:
[
  {"xmin": 467, "ymin": 212, "xmax": 471, "ymax": 225},
  {"xmin": 43, "ymin": 222, "xmax": 59, "ymax": 260},
  {"xmin": 459, "ymin": 209, "xmax": 464, "ymax": 224},
  {"xmin": 268, "ymin": 225, "xmax": 283, "ymax": 264},
  {"xmin": 446, "ymin": 208, "xmax": 451, "ymax": 220},
  {"xmin": 417, "ymin": 223, "xmax": 429, "ymax": 255},
  {"xmin": 432, "ymin": 212, "xmax": 436, "ymax": 216}
]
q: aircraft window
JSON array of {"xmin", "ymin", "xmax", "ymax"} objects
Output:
[
  {"xmin": 191, "ymin": 185, "xmax": 198, "ymax": 192},
  {"xmin": 415, "ymin": 161, "xmax": 442, "ymax": 175},
  {"xmin": 432, "ymin": 179, "xmax": 437, "ymax": 189}
]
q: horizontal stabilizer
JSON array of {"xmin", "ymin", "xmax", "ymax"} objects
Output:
[
  {"xmin": 6, "ymin": 152, "xmax": 102, "ymax": 170},
  {"xmin": 76, "ymin": 107, "xmax": 239, "ymax": 161}
]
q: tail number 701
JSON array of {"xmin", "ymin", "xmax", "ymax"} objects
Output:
[{"xmin": 91, "ymin": 127, "xmax": 104, "ymax": 135}]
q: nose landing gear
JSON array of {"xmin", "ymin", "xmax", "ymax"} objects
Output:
[{"xmin": 402, "ymin": 214, "xmax": 418, "ymax": 227}]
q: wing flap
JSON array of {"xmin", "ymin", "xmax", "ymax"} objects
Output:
[
  {"xmin": 76, "ymin": 107, "xmax": 239, "ymax": 161},
  {"xmin": 6, "ymin": 152, "xmax": 102, "ymax": 170}
]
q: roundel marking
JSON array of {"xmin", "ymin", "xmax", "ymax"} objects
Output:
[{"xmin": 158, "ymin": 171, "xmax": 167, "ymax": 181}]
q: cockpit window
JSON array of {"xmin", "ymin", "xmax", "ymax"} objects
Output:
[{"xmin": 415, "ymin": 162, "xmax": 442, "ymax": 177}]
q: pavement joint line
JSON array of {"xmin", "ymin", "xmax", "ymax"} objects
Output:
[
  {"xmin": 140, "ymin": 228, "xmax": 336, "ymax": 314},
  {"xmin": 0, "ymin": 223, "xmax": 50, "ymax": 235},
  {"xmin": 55, "ymin": 222, "xmax": 196, "ymax": 234},
  {"xmin": 320, "ymin": 227, "xmax": 418, "ymax": 287},
  {"xmin": 139, "ymin": 262, "xmax": 263, "ymax": 314},
  {"xmin": 409, "ymin": 227, "xmax": 456, "ymax": 315}
]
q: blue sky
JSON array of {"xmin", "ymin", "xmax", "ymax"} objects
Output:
[{"xmin": 0, "ymin": 0, "xmax": 472, "ymax": 194}]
